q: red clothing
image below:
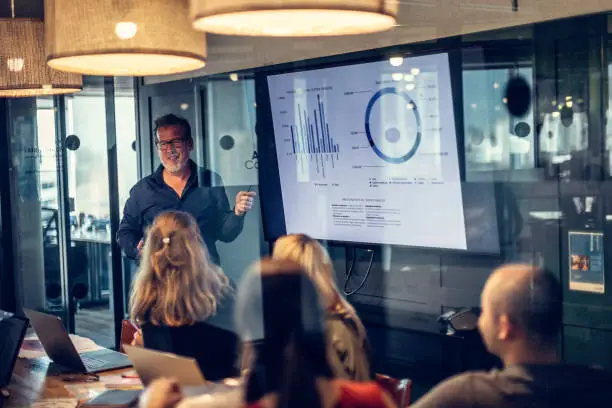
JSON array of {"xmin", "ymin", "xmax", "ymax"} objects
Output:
[{"xmin": 247, "ymin": 379, "xmax": 387, "ymax": 408}]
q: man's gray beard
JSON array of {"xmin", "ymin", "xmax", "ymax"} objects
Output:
[{"xmin": 162, "ymin": 160, "xmax": 186, "ymax": 174}]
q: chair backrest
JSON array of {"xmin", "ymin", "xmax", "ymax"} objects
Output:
[
  {"xmin": 120, "ymin": 319, "xmax": 139, "ymax": 353},
  {"xmin": 141, "ymin": 321, "xmax": 239, "ymax": 382},
  {"xmin": 375, "ymin": 373, "xmax": 412, "ymax": 408}
]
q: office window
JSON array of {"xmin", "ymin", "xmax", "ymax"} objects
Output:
[
  {"xmin": 606, "ymin": 24, "xmax": 612, "ymax": 176},
  {"xmin": 7, "ymin": 97, "xmax": 67, "ymax": 320},
  {"xmin": 114, "ymin": 77, "xmax": 140, "ymax": 315},
  {"xmin": 462, "ymin": 46, "xmax": 535, "ymax": 176}
]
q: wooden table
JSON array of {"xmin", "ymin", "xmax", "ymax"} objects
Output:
[{"xmin": 3, "ymin": 358, "xmax": 138, "ymax": 407}]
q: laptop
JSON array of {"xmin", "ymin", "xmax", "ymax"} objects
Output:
[
  {"xmin": 123, "ymin": 345, "xmax": 206, "ymax": 387},
  {"xmin": 24, "ymin": 309, "xmax": 132, "ymax": 374},
  {"xmin": 0, "ymin": 310, "xmax": 29, "ymax": 390}
]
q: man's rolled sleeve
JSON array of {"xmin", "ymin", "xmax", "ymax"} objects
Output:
[
  {"xmin": 208, "ymin": 172, "xmax": 245, "ymax": 243},
  {"xmin": 411, "ymin": 373, "xmax": 476, "ymax": 408}
]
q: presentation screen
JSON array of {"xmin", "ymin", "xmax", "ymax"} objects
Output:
[{"xmin": 264, "ymin": 53, "xmax": 495, "ymax": 252}]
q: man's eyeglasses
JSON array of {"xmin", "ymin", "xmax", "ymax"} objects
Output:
[{"xmin": 156, "ymin": 138, "xmax": 187, "ymax": 151}]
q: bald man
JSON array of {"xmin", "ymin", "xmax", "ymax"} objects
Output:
[{"xmin": 412, "ymin": 264, "xmax": 612, "ymax": 408}]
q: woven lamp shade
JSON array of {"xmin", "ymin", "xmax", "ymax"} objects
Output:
[
  {"xmin": 45, "ymin": 0, "xmax": 207, "ymax": 76},
  {"xmin": 190, "ymin": 0, "xmax": 398, "ymax": 36},
  {"xmin": 0, "ymin": 19, "xmax": 82, "ymax": 97}
]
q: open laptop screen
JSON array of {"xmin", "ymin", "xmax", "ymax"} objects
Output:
[{"xmin": 0, "ymin": 310, "xmax": 28, "ymax": 388}]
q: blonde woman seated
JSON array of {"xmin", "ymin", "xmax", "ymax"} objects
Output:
[
  {"xmin": 141, "ymin": 259, "xmax": 394, "ymax": 408},
  {"xmin": 129, "ymin": 210, "xmax": 238, "ymax": 381},
  {"xmin": 272, "ymin": 234, "xmax": 372, "ymax": 381}
]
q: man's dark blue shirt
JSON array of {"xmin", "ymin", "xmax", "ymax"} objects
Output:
[{"xmin": 116, "ymin": 160, "xmax": 244, "ymax": 265}]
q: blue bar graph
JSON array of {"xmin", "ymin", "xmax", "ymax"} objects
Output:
[
  {"xmin": 290, "ymin": 127, "xmax": 296, "ymax": 153},
  {"xmin": 290, "ymin": 94, "xmax": 339, "ymax": 155}
]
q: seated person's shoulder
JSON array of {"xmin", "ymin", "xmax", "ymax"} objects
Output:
[
  {"xmin": 411, "ymin": 370, "xmax": 500, "ymax": 408},
  {"xmin": 326, "ymin": 315, "xmax": 355, "ymax": 338},
  {"xmin": 325, "ymin": 315, "xmax": 370, "ymax": 381},
  {"xmin": 326, "ymin": 313, "xmax": 363, "ymax": 343},
  {"xmin": 334, "ymin": 379, "xmax": 394, "ymax": 407}
]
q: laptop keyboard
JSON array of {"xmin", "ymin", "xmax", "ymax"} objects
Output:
[{"xmin": 82, "ymin": 356, "xmax": 106, "ymax": 370}]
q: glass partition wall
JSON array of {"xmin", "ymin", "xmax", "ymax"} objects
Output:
[{"xmin": 1, "ymin": 77, "xmax": 138, "ymax": 349}]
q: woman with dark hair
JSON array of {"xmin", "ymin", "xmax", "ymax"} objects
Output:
[{"xmin": 237, "ymin": 259, "xmax": 394, "ymax": 408}]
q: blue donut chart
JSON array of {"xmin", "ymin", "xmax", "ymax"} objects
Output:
[{"xmin": 364, "ymin": 87, "xmax": 422, "ymax": 164}]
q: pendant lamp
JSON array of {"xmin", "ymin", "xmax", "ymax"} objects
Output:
[
  {"xmin": 0, "ymin": 17, "xmax": 82, "ymax": 97},
  {"xmin": 190, "ymin": 0, "xmax": 398, "ymax": 36},
  {"xmin": 45, "ymin": 0, "xmax": 207, "ymax": 76}
]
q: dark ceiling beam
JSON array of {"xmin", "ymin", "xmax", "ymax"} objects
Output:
[{"xmin": 0, "ymin": 0, "xmax": 44, "ymax": 19}]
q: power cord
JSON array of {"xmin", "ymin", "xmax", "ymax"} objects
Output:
[{"xmin": 344, "ymin": 247, "xmax": 375, "ymax": 296}]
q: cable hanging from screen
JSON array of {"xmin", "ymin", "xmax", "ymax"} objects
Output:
[{"xmin": 344, "ymin": 247, "xmax": 375, "ymax": 297}]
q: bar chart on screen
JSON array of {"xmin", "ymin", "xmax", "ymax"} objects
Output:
[{"xmin": 282, "ymin": 92, "xmax": 340, "ymax": 179}]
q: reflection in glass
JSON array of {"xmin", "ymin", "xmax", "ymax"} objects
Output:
[
  {"xmin": 463, "ymin": 67, "xmax": 535, "ymax": 175},
  {"xmin": 8, "ymin": 98, "xmax": 68, "ymax": 320},
  {"xmin": 65, "ymin": 82, "xmax": 114, "ymax": 347},
  {"xmin": 205, "ymin": 78, "xmax": 263, "ymax": 285},
  {"xmin": 606, "ymin": 45, "xmax": 612, "ymax": 176},
  {"xmin": 113, "ymin": 77, "xmax": 139, "ymax": 316}
]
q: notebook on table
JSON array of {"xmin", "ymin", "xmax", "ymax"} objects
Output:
[
  {"xmin": 81, "ymin": 389, "xmax": 141, "ymax": 408},
  {"xmin": 123, "ymin": 345, "xmax": 206, "ymax": 387}
]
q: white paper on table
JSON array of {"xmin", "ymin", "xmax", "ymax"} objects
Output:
[
  {"xmin": 19, "ymin": 334, "xmax": 104, "ymax": 359},
  {"xmin": 69, "ymin": 334, "xmax": 104, "ymax": 353},
  {"xmin": 63, "ymin": 383, "xmax": 108, "ymax": 403},
  {"xmin": 18, "ymin": 350, "xmax": 48, "ymax": 359},
  {"xmin": 30, "ymin": 398, "xmax": 78, "ymax": 408}
]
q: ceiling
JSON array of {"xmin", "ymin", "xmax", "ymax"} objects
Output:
[
  {"xmin": 147, "ymin": 0, "xmax": 612, "ymax": 83},
  {"xmin": 1, "ymin": 0, "xmax": 609, "ymax": 84}
]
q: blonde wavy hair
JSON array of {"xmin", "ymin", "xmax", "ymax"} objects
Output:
[
  {"xmin": 272, "ymin": 234, "xmax": 364, "ymax": 335},
  {"xmin": 129, "ymin": 211, "xmax": 230, "ymax": 327}
]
